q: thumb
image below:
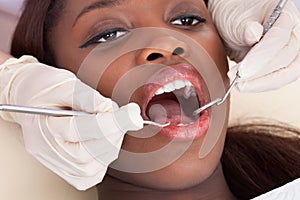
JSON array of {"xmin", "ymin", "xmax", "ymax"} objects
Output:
[
  {"xmin": 243, "ymin": 21, "xmax": 264, "ymax": 46},
  {"xmin": 226, "ymin": 21, "xmax": 264, "ymax": 62},
  {"xmin": 238, "ymin": 12, "xmax": 294, "ymax": 79},
  {"xmin": 47, "ymin": 102, "xmax": 143, "ymax": 143},
  {"xmin": 113, "ymin": 103, "xmax": 144, "ymax": 132},
  {"xmin": 69, "ymin": 80, "xmax": 114, "ymax": 114}
]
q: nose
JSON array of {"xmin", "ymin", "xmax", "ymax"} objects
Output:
[{"xmin": 137, "ymin": 36, "xmax": 189, "ymax": 65}]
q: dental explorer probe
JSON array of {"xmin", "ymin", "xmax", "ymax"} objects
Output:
[
  {"xmin": 0, "ymin": 104, "xmax": 170, "ymax": 128},
  {"xmin": 193, "ymin": 0, "xmax": 288, "ymax": 116}
]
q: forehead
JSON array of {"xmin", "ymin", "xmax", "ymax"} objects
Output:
[
  {"xmin": 57, "ymin": 0, "xmax": 208, "ymax": 30},
  {"xmin": 70, "ymin": 0, "xmax": 126, "ymax": 24},
  {"xmin": 64, "ymin": 0, "xmax": 206, "ymax": 12},
  {"xmin": 63, "ymin": 0, "xmax": 207, "ymax": 20}
]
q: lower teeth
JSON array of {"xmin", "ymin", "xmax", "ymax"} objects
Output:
[{"xmin": 176, "ymin": 122, "xmax": 194, "ymax": 127}]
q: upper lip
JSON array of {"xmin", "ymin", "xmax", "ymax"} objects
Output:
[{"xmin": 141, "ymin": 62, "xmax": 210, "ymax": 120}]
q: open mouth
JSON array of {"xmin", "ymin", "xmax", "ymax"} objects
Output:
[
  {"xmin": 142, "ymin": 64, "xmax": 210, "ymax": 140},
  {"xmin": 146, "ymin": 79, "xmax": 201, "ymax": 126}
]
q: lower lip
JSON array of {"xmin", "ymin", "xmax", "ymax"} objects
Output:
[{"xmin": 156, "ymin": 110, "xmax": 209, "ymax": 141}]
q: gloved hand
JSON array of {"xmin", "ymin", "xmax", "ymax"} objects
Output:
[
  {"xmin": 0, "ymin": 56, "xmax": 143, "ymax": 190},
  {"xmin": 208, "ymin": 0, "xmax": 300, "ymax": 92}
]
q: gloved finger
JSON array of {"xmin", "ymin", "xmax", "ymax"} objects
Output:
[
  {"xmin": 35, "ymin": 151, "xmax": 108, "ymax": 188},
  {"xmin": 264, "ymin": 32, "xmax": 300, "ymax": 74},
  {"xmin": 71, "ymin": 103, "xmax": 143, "ymax": 165},
  {"xmin": 35, "ymin": 146, "xmax": 106, "ymax": 177},
  {"xmin": 228, "ymin": 30, "xmax": 299, "ymax": 82},
  {"xmin": 20, "ymin": 102, "xmax": 142, "ymax": 173},
  {"xmin": 77, "ymin": 103, "xmax": 143, "ymax": 165},
  {"xmin": 45, "ymin": 115, "xmax": 100, "ymax": 142},
  {"xmin": 227, "ymin": 21, "xmax": 264, "ymax": 62},
  {"xmin": 238, "ymin": 12, "xmax": 295, "ymax": 79},
  {"xmin": 47, "ymin": 103, "xmax": 142, "ymax": 143},
  {"xmin": 37, "ymin": 156, "xmax": 108, "ymax": 190},
  {"xmin": 243, "ymin": 21, "xmax": 264, "ymax": 46},
  {"xmin": 43, "ymin": 114, "xmax": 123, "ymax": 157},
  {"xmin": 235, "ymin": 51, "xmax": 300, "ymax": 92},
  {"xmin": 112, "ymin": 103, "xmax": 144, "ymax": 132},
  {"xmin": 64, "ymin": 80, "xmax": 116, "ymax": 114},
  {"xmin": 21, "ymin": 116, "xmax": 108, "ymax": 176},
  {"xmin": 71, "ymin": 103, "xmax": 143, "ymax": 163},
  {"xmin": 23, "ymin": 116, "xmax": 114, "ymax": 191},
  {"xmin": 13, "ymin": 63, "xmax": 114, "ymax": 114},
  {"xmin": 11, "ymin": 65, "xmax": 76, "ymax": 106},
  {"xmin": 20, "ymin": 103, "xmax": 141, "ymax": 179},
  {"xmin": 44, "ymin": 103, "xmax": 142, "ymax": 163},
  {"xmin": 40, "ymin": 78, "xmax": 114, "ymax": 114}
]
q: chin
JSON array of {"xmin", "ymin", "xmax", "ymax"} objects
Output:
[{"xmin": 107, "ymin": 132, "xmax": 226, "ymax": 191}]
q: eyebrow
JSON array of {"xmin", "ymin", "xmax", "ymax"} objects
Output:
[{"xmin": 73, "ymin": 0, "xmax": 124, "ymax": 27}]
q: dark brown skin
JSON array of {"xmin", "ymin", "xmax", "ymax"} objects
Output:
[
  {"xmin": 10, "ymin": 1, "xmax": 300, "ymax": 199},
  {"xmin": 47, "ymin": 0, "xmax": 233, "ymax": 198}
]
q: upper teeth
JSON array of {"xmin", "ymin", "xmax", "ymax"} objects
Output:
[{"xmin": 154, "ymin": 80, "xmax": 196, "ymax": 99}]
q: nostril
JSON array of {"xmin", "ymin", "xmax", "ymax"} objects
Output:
[
  {"xmin": 145, "ymin": 47, "xmax": 185, "ymax": 62},
  {"xmin": 147, "ymin": 53, "xmax": 164, "ymax": 61},
  {"xmin": 172, "ymin": 47, "xmax": 184, "ymax": 56}
]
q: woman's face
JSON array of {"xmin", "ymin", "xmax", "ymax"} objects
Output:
[{"xmin": 49, "ymin": 0, "xmax": 229, "ymax": 190}]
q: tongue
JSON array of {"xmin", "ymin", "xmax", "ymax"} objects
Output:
[{"xmin": 147, "ymin": 99, "xmax": 194, "ymax": 125}]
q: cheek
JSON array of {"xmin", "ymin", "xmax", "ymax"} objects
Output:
[
  {"xmin": 96, "ymin": 54, "xmax": 137, "ymax": 100},
  {"xmin": 49, "ymin": 27, "xmax": 88, "ymax": 74},
  {"xmin": 199, "ymin": 33, "xmax": 229, "ymax": 82},
  {"xmin": 51, "ymin": 34, "xmax": 139, "ymax": 105},
  {"xmin": 186, "ymin": 20, "xmax": 229, "ymax": 85}
]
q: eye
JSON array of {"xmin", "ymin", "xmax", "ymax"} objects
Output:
[
  {"xmin": 170, "ymin": 14, "xmax": 206, "ymax": 27},
  {"xmin": 80, "ymin": 27, "xmax": 129, "ymax": 48}
]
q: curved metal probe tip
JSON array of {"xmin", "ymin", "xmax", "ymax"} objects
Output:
[
  {"xmin": 143, "ymin": 120, "xmax": 171, "ymax": 128},
  {"xmin": 193, "ymin": 72, "xmax": 240, "ymax": 116}
]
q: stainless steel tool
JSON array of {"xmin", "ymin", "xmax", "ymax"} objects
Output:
[{"xmin": 0, "ymin": 104, "xmax": 170, "ymax": 128}]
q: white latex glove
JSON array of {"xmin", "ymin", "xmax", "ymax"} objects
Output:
[
  {"xmin": 0, "ymin": 56, "xmax": 143, "ymax": 190},
  {"xmin": 208, "ymin": 0, "xmax": 300, "ymax": 92}
]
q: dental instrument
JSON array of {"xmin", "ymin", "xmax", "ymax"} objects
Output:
[
  {"xmin": 0, "ymin": 104, "xmax": 170, "ymax": 128},
  {"xmin": 263, "ymin": 0, "xmax": 288, "ymax": 35},
  {"xmin": 193, "ymin": 0, "xmax": 288, "ymax": 116}
]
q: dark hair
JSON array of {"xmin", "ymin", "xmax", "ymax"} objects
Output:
[
  {"xmin": 223, "ymin": 121, "xmax": 300, "ymax": 199},
  {"xmin": 11, "ymin": 0, "xmax": 65, "ymax": 66},
  {"xmin": 11, "ymin": 1, "xmax": 300, "ymax": 199}
]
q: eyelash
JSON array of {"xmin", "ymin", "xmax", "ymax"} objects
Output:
[
  {"xmin": 79, "ymin": 14, "xmax": 206, "ymax": 48},
  {"xmin": 170, "ymin": 14, "xmax": 206, "ymax": 27},
  {"xmin": 79, "ymin": 27, "xmax": 128, "ymax": 48}
]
